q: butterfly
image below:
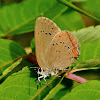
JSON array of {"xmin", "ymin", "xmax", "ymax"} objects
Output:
[{"xmin": 34, "ymin": 17, "xmax": 80, "ymax": 82}]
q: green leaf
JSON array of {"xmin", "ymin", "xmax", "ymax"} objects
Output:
[
  {"xmin": 31, "ymin": 37, "xmax": 35, "ymax": 53},
  {"xmin": 0, "ymin": 0, "xmax": 85, "ymax": 37},
  {"xmin": 72, "ymin": 54, "xmax": 100, "ymax": 72},
  {"xmin": 61, "ymin": 80, "xmax": 100, "ymax": 100},
  {"xmin": 0, "ymin": 67, "xmax": 62, "ymax": 100},
  {"xmin": 57, "ymin": 0, "xmax": 100, "ymax": 22},
  {"xmin": 71, "ymin": 80, "xmax": 100, "ymax": 92},
  {"xmin": 72, "ymin": 26, "xmax": 100, "ymax": 71},
  {"xmin": 0, "ymin": 39, "xmax": 26, "ymax": 75},
  {"xmin": 0, "ymin": 0, "xmax": 66, "ymax": 37},
  {"xmin": 73, "ymin": 25, "xmax": 100, "ymax": 61},
  {"xmin": 72, "ymin": 57, "xmax": 100, "ymax": 72},
  {"xmin": 54, "ymin": 8, "xmax": 85, "ymax": 31},
  {"xmin": 0, "ymin": 58, "xmax": 23, "ymax": 82},
  {"xmin": 79, "ymin": 40, "xmax": 100, "ymax": 61},
  {"xmin": 72, "ymin": 0, "xmax": 86, "ymax": 3},
  {"xmin": 81, "ymin": 0, "xmax": 100, "ymax": 18},
  {"xmin": 73, "ymin": 25, "xmax": 100, "ymax": 44},
  {"xmin": 44, "ymin": 79, "xmax": 72, "ymax": 100}
]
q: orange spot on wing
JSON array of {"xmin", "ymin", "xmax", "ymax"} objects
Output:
[
  {"xmin": 64, "ymin": 34, "xmax": 67, "ymax": 36},
  {"xmin": 72, "ymin": 42, "xmax": 75, "ymax": 46},
  {"xmin": 72, "ymin": 48, "xmax": 78, "ymax": 55},
  {"xmin": 70, "ymin": 38, "xmax": 74, "ymax": 41},
  {"xmin": 67, "ymin": 35, "xmax": 70, "ymax": 38},
  {"xmin": 59, "ymin": 33, "xmax": 62, "ymax": 37},
  {"xmin": 72, "ymin": 48, "xmax": 75, "ymax": 53},
  {"xmin": 74, "ymin": 52, "xmax": 77, "ymax": 55},
  {"xmin": 55, "ymin": 35, "xmax": 58, "ymax": 38},
  {"xmin": 75, "ymin": 54, "xmax": 78, "ymax": 57}
]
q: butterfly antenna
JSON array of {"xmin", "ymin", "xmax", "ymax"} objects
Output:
[{"xmin": 18, "ymin": 66, "xmax": 38, "ymax": 73}]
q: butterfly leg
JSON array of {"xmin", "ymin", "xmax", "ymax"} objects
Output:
[
  {"xmin": 38, "ymin": 68, "xmax": 48, "ymax": 83},
  {"xmin": 37, "ymin": 68, "xmax": 43, "ymax": 87},
  {"xmin": 41, "ymin": 68, "xmax": 48, "ymax": 83},
  {"xmin": 43, "ymin": 76, "xmax": 48, "ymax": 83},
  {"xmin": 38, "ymin": 68, "xmax": 43, "ymax": 82},
  {"xmin": 38, "ymin": 75, "xmax": 45, "ymax": 82}
]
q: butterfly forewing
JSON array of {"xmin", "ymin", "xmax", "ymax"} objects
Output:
[{"xmin": 35, "ymin": 17, "xmax": 61, "ymax": 69}]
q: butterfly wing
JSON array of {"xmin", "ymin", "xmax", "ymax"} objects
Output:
[
  {"xmin": 35, "ymin": 17, "xmax": 61, "ymax": 70},
  {"xmin": 44, "ymin": 30, "xmax": 80, "ymax": 70}
]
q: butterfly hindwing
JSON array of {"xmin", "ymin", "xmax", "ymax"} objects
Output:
[{"xmin": 44, "ymin": 30, "xmax": 80, "ymax": 69}]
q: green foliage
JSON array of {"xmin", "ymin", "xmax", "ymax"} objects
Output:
[
  {"xmin": 73, "ymin": 25, "xmax": 100, "ymax": 44},
  {"xmin": 54, "ymin": 8, "xmax": 84, "ymax": 31},
  {"xmin": 0, "ymin": 0, "xmax": 100, "ymax": 100},
  {"xmin": 71, "ymin": 26, "xmax": 100, "ymax": 72},
  {"xmin": 0, "ymin": 67, "xmax": 62, "ymax": 100},
  {"xmin": 0, "ymin": 0, "xmax": 84, "ymax": 37},
  {"xmin": 0, "ymin": 0, "xmax": 58, "ymax": 36},
  {"xmin": 31, "ymin": 37, "xmax": 35, "ymax": 53},
  {"xmin": 0, "ymin": 58, "xmax": 23, "ymax": 83},
  {"xmin": 61, "ymin": 80, "xmax": 100, "ymax": 100},
  {"xmin": 58, "ymin": 0, "xmax": 100, "ymax": 22},
  {"xmin": 0, "ymin": 39, "xmax": 26, "ymax": 75},
  {"xmin": 80, "ymin": 0, "xmax": 100, "ymax": 18}
]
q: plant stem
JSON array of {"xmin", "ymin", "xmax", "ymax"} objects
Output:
[
  {"xmin": 58, "ymin": 0, "xmax": 100, "ymax": 22},
  {"xmin": 65, "ymin": 71, "xmax": 88, "ymax": 83}
]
